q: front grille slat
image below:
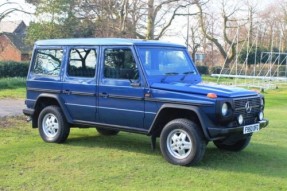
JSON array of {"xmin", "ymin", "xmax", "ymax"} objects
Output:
[{"xmin": 233, "ymin": 97, "xmax": 260, "ymax": 126}]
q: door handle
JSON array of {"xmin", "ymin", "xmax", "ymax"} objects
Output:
[
  {"xmin": 100, "ymin": 92, "xmax": 109, "ymax": 98},
  {"xmin": 63, "ymin": 90, "xmax": 71, "ymax": 95}
]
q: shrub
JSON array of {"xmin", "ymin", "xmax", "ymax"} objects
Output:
[
  {"xmin": 0, "ymin": 61, "xmax": 29, "ymax": 78},
  {"xmin": 0, "ymin": 77, "xmax": 26, "ymax": 89},
  {"xmin": 196, "ymin": 65, "xmax": 209, "ymax": 75},
  {"xmin": 210, "ymin": 66, "xmax": 222, "ymax": 74}
]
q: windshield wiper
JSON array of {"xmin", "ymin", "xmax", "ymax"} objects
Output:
[
  {"xmin": 180, "ymin": 71, "xmax": 196, "ymax": 81},
  {"xmin": 161, "ymin": 72, "xmax": 179, "ymax": 83}
]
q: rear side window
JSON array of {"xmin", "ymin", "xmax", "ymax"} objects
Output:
[
  {"xmin": 68, "ymin": 48, "xmax": 97, "ymax": 78},
  {"xmin": 32, "ymin": 49, "xmax": 63, "ymax": 76}
]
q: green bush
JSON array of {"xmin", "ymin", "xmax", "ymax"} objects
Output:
[
  {"xmin": 0, "ymin": 61, "xmax": 29, "ymax": 78},
  {"xmin": 0, "ymin": 77, "xmax": 26, "ymax": 89},
  {"xmin": 196, "ymin": 65, "xmax": 209, "ymax": 75},
  {"xmin": 210, "ymin": 66, "xmax": 222, "ymax": 74}
]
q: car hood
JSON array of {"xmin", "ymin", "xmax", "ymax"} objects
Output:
[{"xmin": 150, "ymin": 82, "xmax": 258, "ymax": 98}]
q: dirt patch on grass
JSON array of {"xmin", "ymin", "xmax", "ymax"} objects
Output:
[{"xmin": 0, "ymin": 116, "xmax": 27, "ymax": 128}]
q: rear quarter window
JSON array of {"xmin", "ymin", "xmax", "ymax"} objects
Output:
[{"xmin": 32, "ymin": 49, "xmax": 63, "ymax": 76}]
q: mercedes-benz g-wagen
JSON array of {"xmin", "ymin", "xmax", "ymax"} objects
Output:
[{"xmin": 23, "ymin": 38, "xmax": 268, "ymax": 166}]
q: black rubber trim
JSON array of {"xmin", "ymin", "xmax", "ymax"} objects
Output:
[
  {"xmin": 145, "ymin": 98, "xmax": 213, "ymax": 106},
  {"xmin": 70, "ymin": 91, "xmax": 96, "ymax": 96},
  {"xmin": 27, "ymin": 87, "xmax": 61, "ymax": 94},
  {"xmin": 148, "ymin": 103, "xmax": 213, "ymax": 140},
  {"xmin": 99, "ymin": 93, "xmax": 144, "ymax": 101},
  {"xmin": 73, "ymin": 120, "xmax": 148, "ymax": 134},
  {"xmin": 23, "ymin": 108, "xmax": 34, "ymax": 116},
  {"xmin": 34, "ymin": 93, "xmax": 73, "ymax": 123},
  {"xmin": 208, "ymin": 119, "xmax": 269, "ymax": 139}
]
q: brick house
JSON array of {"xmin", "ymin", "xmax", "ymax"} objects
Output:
[{"xmin": 0, "ymin": 20, "xmax": 31, "ymax": 62}]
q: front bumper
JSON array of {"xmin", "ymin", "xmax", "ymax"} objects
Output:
[
  {"xmin": 23, "ymin": 108, "xmax": 34, "ymax": 116},
  {"xmin": 208, "ymin": 119, "xmax": 269, "ymax": 139}
]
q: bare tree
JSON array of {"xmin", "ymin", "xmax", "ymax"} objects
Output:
[
  {"xmin": 0, "ymin": 1, "xmax": 32, "ymax": 51},
  {"xmin": 0, "ymin": 1, "xmax": 31, "ymax": 23},
  {"xmin": 195, "ymin": 0, "xmax": 248, "ymax": 67},
  {"xmin": 143, "ymin": 0, "xmax": 198, "ymax": 40}
]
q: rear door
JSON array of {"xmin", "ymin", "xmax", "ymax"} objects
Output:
[
  {"xmin": 98, "ymin": 46, "xmax": 145, "ymax": 129},
  {"xmin": 62, "ymin": 46, "xmax": 99, "ymax": 122}
]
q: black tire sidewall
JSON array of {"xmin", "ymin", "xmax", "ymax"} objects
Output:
[
  {"xmin": 38, "ymin": 106, "xmax": 69, "ymax": 143},
  {"xmin": 213, "ymin": 136, "xmax": 251, "ymax": 151},
  {"xmin": 160, "ymin": 119, "xmax": 205, "ymax": 166}
]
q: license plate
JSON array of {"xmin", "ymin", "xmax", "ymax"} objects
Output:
[{"xmin": 243, "ymin": 123, "xmax": 260, "ymax": 134}]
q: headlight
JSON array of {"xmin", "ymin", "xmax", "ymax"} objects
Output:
[
  {"xmin": 259, "ymin": 112, "xmax": 264, "ymax": 120},
  {"xmin": 260, "ymin": 98, "xmax": 264, "ymax": 106},
  {"xmin": 221, "ymin": 103, "xmax": 228, "ymax": 116}
]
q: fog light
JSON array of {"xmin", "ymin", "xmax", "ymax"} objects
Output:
[
  {"xmin": 238, "ymin": 114, "xmax": 244, "ymax": 125},
  {"xmin": 259, "ymin": 112, "xmax": 264, "ymax": 121}
]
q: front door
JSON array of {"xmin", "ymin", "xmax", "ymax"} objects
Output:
[
  {"xmin": 62, "ymin": 46, "xmax": 98, "ymax": 122},
  {"xmin": 98, "ymin": 46, "xmax": 145, "ymax": 129}
]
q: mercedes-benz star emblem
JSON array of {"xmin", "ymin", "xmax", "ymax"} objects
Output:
[{"xmin": 245, "ymin": 101, "xmax": 252, "ymax": 113}]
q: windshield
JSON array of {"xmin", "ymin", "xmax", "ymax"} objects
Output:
[{"xmin": 137, "ymin": 47, "xmax": 197, "ymax": 76}]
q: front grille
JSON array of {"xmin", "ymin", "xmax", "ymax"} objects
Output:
[{"xmin": 233, "ymin": 97, "xmax": 261, "ymax": 126}]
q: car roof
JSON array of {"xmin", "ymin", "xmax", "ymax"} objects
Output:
[{"xmin": 35, "ymin": 38, "xmax": 186, "ymax": 48}]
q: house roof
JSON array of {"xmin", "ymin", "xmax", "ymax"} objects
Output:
[
  {"xmin": 35, "ymin": 38, "xmax": 186, "ymax": 48},
  {"xmin": 1, "ymin": 32, "xmax": 31, "ymax": 53},
  {"xmin": 0, "ymin": 20, "xmax": 26, "ymax": 34}
]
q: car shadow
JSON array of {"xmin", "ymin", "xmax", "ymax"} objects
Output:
[
  {"xmin": 198, "ymin": 142, "xmax": 287, "ymax": 179},
  {"xmin": 66, "ymin": 132, "xmax": 162, "ymax": 156},
  {"xmin": 66, "ymin": 132, "xmax": 286, "ymax": 178}
]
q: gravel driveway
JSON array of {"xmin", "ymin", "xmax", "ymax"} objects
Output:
[{"xmin": 0, "ymin": 99, "xmax": 25, "ymax": 117}]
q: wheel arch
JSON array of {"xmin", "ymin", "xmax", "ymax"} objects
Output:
[
  {"xmin": 32, "ymin": 93, "xmax": 72, "ymax": 128},
  {"xmin": 148, "ymin": 104, "xmax": 211, "ymax": 140}
]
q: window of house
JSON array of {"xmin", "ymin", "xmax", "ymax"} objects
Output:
[
  {"xmin": 104, "ymin": 48, "xmax": 138, "ymax": 79},
  {"xmin": 68, "ymin": 48, "xmax": 97, "ymax": 77},
  {"xmin": 33, "ymin": 49, "xmax": 63, "ymax": 76}
]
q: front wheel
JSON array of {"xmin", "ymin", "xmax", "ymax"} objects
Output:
[
  {"xmin": 213, "ymin": 135, "xmax": 251, "ymax": 151},
  {"xmin": 160, "ymin": 119, "xmax": 206, "ymax": 166},
  {"xmin": 38, "ymin": 106, "xmax": 70, "ymax": 143}
]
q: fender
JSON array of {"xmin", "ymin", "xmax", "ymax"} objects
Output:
[
  {"xmin": 148, "ymin": 103, "xmax": 214, "ymax": 140},
  {"xmin": 34, "ymin": 93, "xmax": 73, "ymax": 124}
]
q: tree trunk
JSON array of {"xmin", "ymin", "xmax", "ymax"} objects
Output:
[{"xmin": 146, "ymin": 0, "xmax": 155, "ymax": 40}]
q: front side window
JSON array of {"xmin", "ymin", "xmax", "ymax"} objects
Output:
[
  {"xmin": 68, "ymin": 48, "xmax": 97, "ymax": 77},
  {"xmin": 137, "ymin": 47, "xmax": 196, "ymax": 76},
  {"xmin": 33, "ymin": 49, "xmax": 63, "ymax": 76},
  {"xmin": 104, "ymin": 48, "xmax": 138, "ymax": 80}
]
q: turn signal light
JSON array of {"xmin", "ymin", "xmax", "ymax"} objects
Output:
[{"xmin": 207, "ymin": 93, "xmax": 217, "ymax": 99}]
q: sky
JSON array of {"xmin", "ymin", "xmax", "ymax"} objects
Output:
[{"xmin": 1, "ymin": 0, "xmax": 276, "ymax": 45}]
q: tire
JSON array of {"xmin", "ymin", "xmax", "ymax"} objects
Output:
[
  {"xmin": 160, "ymin": 119, "xmax": 206, "ymax": 166},
  {"xmin": 213, "ymin": 136, "xmax": 251, "ymax": 151},
  {"xmin": 38, "ymin": 105, "xmax": 70, "ymax": 143},
  {"xmin": 96, "ymin": 127, "xmax": 119, "ymax": 136}
]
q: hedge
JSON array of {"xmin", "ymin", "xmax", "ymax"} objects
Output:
[
  {"xmin": 0, "ymin": 61, "xmax": 29, "ymax": 78},
  {"xmin": 196, "ymin": 65, "xmax": 209, "ymax": 75}
]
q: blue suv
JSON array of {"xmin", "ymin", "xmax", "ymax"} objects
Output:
[{"xmin": 23, "ymin": 38, "xmax": 268, "ymax": 166}]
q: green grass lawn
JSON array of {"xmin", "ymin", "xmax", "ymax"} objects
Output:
[
  {"xmin": 0, "ymin": 78, "xmax": 26, "ymax": 99},
  {"xmin": 0, "ymin": 87, "xmax": 287, "ymax": 190}
]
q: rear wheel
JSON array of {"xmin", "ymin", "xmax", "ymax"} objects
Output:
[
  {"xmin": 96, "ymin": 127, "xmax": 119, "ymax": 136},
  {"xmin": 213, "ymin": 135, "xmax": 251, "ymax": 151},
  {"xmin": 160, "ymin": 119, "xmax": 206, "ymax": 166},
  {"xmin": 38, "ymin": 105, "xmax": 70, "ymax": 143}
]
